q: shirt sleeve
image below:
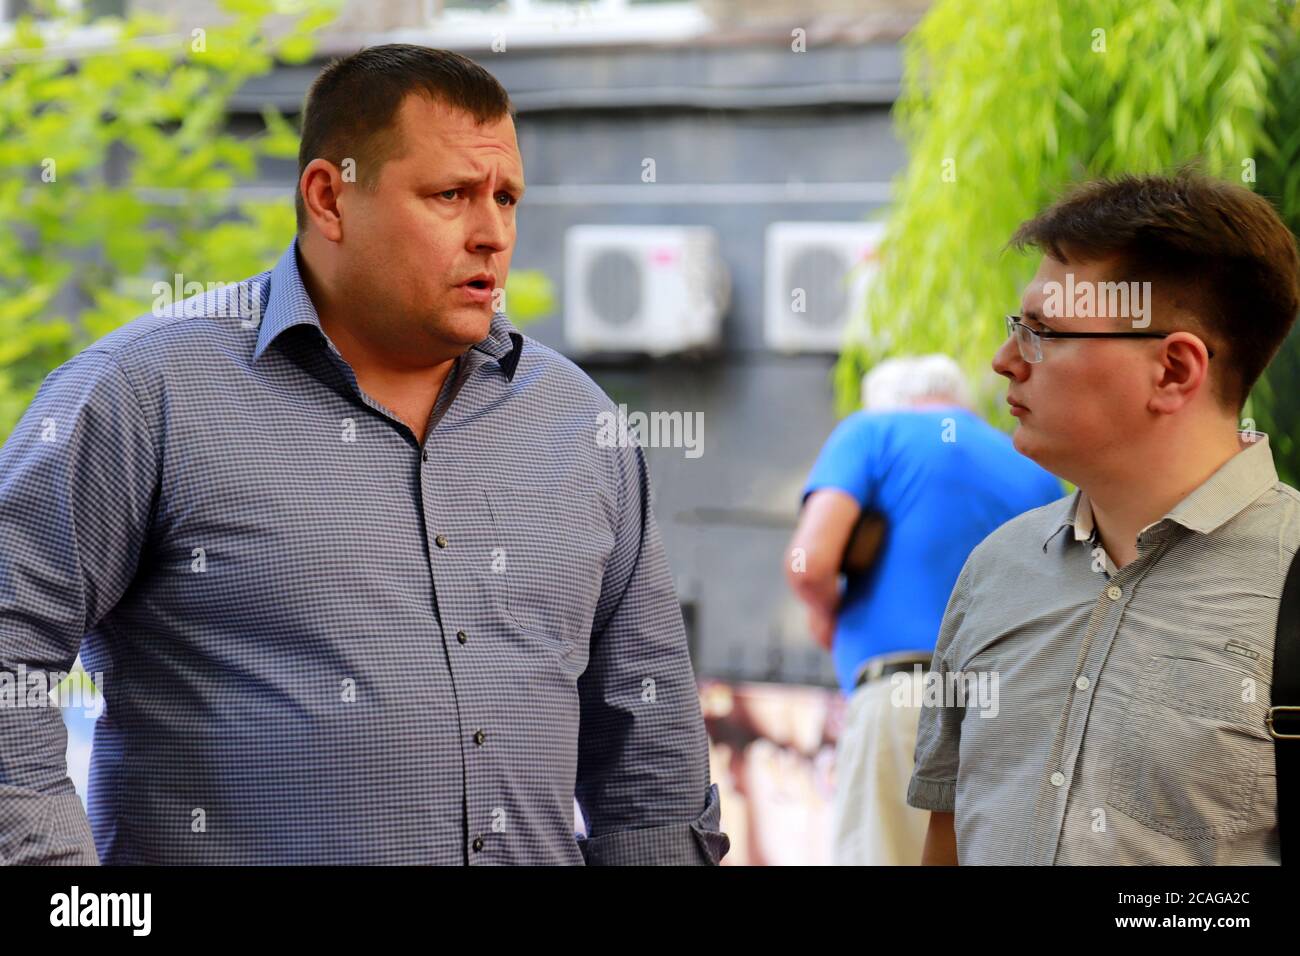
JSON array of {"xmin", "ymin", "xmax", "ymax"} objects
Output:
[
  {"xmin": 906, "ymin": 553, "xmax": 975, "ymax": 813},
  {"xmin": 0, "ymin": 348, "xmax": 159, "ymax": 865},
  {"xmin": 801, "ymin": 412, "xmax": 879, "ymax": 507},
  {"xmin": 574, "ymin": 440, "xmax": 729, "ymax": 865}
]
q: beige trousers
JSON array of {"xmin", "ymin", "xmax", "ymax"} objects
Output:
[{"xmin": 832, "ymin": 667, "xmax": 931, "ymax": 865}]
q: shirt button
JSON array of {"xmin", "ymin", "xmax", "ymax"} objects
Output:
[
  {"xmin": 421, "ymin": 450, "xmax": 429, "ymax": 462},
  {"xmin": 471, "ymin": 837, "xmax": 483, "ymax": 852},
  {"xmin": 1106, "ymin": 584, "xmax": 1123, "ymax": 600},
  {"xmin": 1075, "ymin": 676, "xmax": 1090, "ymax": 690},
  {"xmin": 1050, "ymin": 771, "xmax": 1065, "ymax": 787},
  {"xmin": 457, "ymin": 630, "xmax": 468, "ymax": 644},
  {"xmin": 435, "ymin": 534, "xmax": 448, "ymax": 548},
  {"xmin": 474, "ymin": 729, "xmax": 486, "ymax": 746}
]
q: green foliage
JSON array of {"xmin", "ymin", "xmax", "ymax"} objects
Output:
[
  {"xmin": 502, "ymin": 269, "xmax": 556, "ymax": 325},
  {"xmin": 0, "ymin": 0, "xmax": 343, "ymax": 441},
  {"xmin": 834, "ymin": 0, "xmax": 1285, "ymax": 446},
  {"xmin": 1251, "ymin": 3, "xmax": 1300, "ymax": 486},
  {"xmin": 0, "ymin": 0, "xmax": 557, "ymax": 445}
]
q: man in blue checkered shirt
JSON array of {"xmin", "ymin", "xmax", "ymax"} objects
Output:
[{"xmin": 0, "ymin": 45, "xmax": 727, "ymax": 866}]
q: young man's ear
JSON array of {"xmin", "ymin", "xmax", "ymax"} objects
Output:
[{"xmin": 1148, "ymin": 332, "xmax": 1213, "ymax": 415}]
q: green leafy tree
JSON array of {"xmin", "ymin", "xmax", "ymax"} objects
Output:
[
  {"xmin": 0, "ymin": 0, "xmax": 339, "ymax": 437},
  {"xmin": 0, "ymin": 0, "xmax": 555, "ymax": 443},
  {"xmin": 1250, "ymin": 4, "xmax": 1300, "ymax": 483},
  {"xmin": 835, "ymin": 0, "xmax": 1299, "ymax": 479}
]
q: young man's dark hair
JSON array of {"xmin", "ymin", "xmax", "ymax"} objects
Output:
[
  {"xmin": 1006, "ymin": 167, "xmax": 1300, "ymax": 412},
  {"xmin": 294, "ymin": 44, "xmax": 514, "ymax": 233}
]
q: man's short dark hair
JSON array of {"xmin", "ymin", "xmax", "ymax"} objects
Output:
[
  {"xmin": 294, "ymin": 44, "xmax": 514, "ymax": 233},
  {"xmin": 1007, "ymin": 168, "xmax": 1300, "ymax": 412}
]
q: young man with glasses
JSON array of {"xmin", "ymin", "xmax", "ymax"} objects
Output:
[{"xmin": 908, "ymin": 169, "xmax": 1300, "ymax": 865}]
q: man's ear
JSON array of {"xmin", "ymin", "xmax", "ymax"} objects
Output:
[
  {"xmin": 300, "ymin": 158, "xmax": 346, "ymax": 242},
  {"xmin": 1149, "ymin": 331, "xmax": 1212, "ymax": 415}
]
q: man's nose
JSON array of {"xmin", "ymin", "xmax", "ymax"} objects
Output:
[
  {"xmin": 992, "ymin": 334, "xmax": 1028, "ymax": 380},
  {"xmin": 469, "ymin": 202, "xmax": 511, "ymax": 253}
]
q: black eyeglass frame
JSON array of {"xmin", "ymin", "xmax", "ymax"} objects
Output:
[{"xmin": 1004, "ymin": 314, "xmax": 1215, "ymax": 363}]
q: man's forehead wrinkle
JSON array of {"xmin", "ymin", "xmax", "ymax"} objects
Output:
[
  {"xmin": 398, "ymin": 145, "xmax": 523, "ymax": 191},
  {"xmin": 444, "ymin": 134, "xmax": 520, "ymax": 161},
  {"xmin": 390, "ymin": 99, "xmax": 522, "ymax": 189},
  {"xmin": 399, "ymin": 100, "xmax": 517, "ymax": 149},
  {"xmin": 415, "ymin": 127, "xmax": 521, "ymax": 167},
  {"xmin": 439, "ymin": 156, "xmax": 524, "ymax": 187}
]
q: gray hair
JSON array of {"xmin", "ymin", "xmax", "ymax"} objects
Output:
[{"xmin": 862, "ymin": 354, "xmax": 971, "ymax": 411}]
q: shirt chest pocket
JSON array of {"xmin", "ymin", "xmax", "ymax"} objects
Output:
[
  {"xmin": 1106, "ymin": 653, "xmax": 1274, "ymax": 840},
  {"xmin": 484, "ymin": 484, "xmax": 615, "ymax": 649}
]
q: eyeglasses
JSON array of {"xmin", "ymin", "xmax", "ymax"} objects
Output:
[{"xmin": 1004, "ymin": 315, "xmax": 1215, "ymax": 364}]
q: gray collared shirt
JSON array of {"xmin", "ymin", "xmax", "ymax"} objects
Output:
[
  {"xmin": 0, "ymin": 240, "xmax": 728, "ymax": 865},
  {"xmin": 908, "ymin": 431, "xmax": 1296, "ymax": 864}
]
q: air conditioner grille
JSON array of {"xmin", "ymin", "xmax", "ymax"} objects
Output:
[
  {"xmin": 785, "ymin": 246, "xmax": 851, "ymax": 329},
  {"xmin": 585, "ymin": 249, "xmax": 642, "ymax": 326}
]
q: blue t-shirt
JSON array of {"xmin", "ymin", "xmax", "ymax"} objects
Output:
[{"xmin": 802, "ymin": 406, "xmax": 1063, "ymax": 693}]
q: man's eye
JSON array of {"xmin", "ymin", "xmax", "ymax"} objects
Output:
[
  {"xmin": 436, "ymin": 189, "xmax": 461, "ymax": 201},
  {"xmin": 496, "ymin": 193, "xmax": 517, "ymax": 206}
]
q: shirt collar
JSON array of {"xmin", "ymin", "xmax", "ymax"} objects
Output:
[
  {"xmin": 1041, "ymin": 430, "xmax": 1279, "ymax": 552},
  {"xmin": 252, "ymin": 239, "xmax": 524, "ymax": 381}
]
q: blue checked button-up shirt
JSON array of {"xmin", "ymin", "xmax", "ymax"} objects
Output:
[{"xmin": 0, "ymin": 240, "xmax": 727, "ymax": 865}]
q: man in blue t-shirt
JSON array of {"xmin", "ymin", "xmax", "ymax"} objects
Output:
[{"xmin": 785, "ymin": 355, "xmax": 1061, "ymax": 864}]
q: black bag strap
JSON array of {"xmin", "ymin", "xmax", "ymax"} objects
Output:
[{"xmin": 1274, "ymin": 548, "xmax": 1300, "ymax": 862}]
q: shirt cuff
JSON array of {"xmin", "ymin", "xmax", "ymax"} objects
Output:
[
  {"xmin": 577, "ymin": 783, "xmax": 730, "ymax": 865},
  {"xmin": 906, "ymin": 774, "xmax": 956, "ymax": 813},
  {"xmin": 0, "ymin": 784, "xmax": 99, "ymax": 865}
]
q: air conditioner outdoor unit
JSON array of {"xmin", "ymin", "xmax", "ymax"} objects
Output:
[
  {"xmin": 764, "ymin": 220, "xmax": 886, "ymax": 353},
  {"xmin": 565, "ymin": 225, "xmax": 729, "ymax": 356}
]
